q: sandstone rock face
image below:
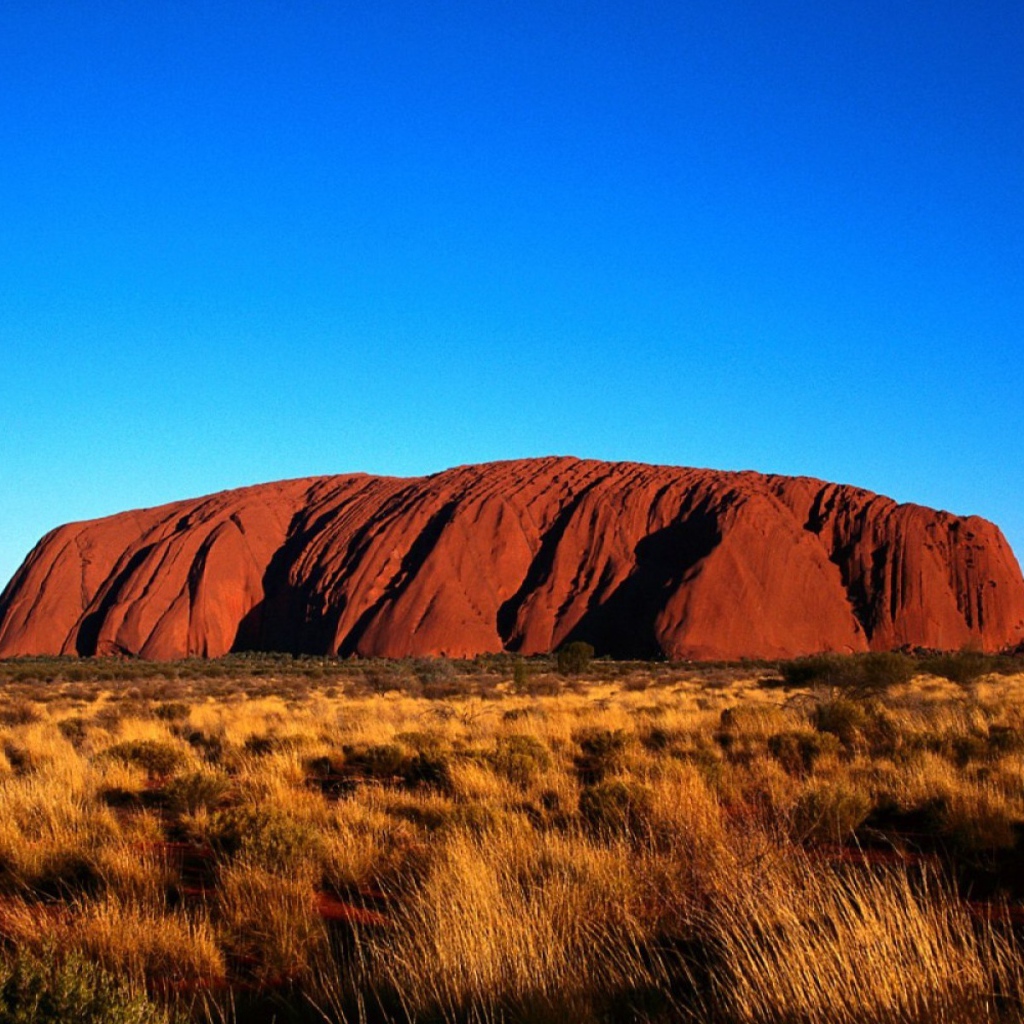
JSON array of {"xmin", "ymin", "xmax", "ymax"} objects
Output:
[{"xmin": 1, "ymin": 458, "xmax": 1022, "ymax": 660}]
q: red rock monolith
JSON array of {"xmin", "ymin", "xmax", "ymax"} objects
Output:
[{"xmin": 1, "ymin": 458, "xmax": 1021, "ymax": 660}]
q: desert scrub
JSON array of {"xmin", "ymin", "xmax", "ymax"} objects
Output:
[
  {"xmin": 371, "ymin": 824, "xmax": 670, "ymax": 1021},
  {"xmin": 579, "ymin": 779, "xmax": 655, "ymax": 838},
  {"xmin": 215, "ymin": 864, "xmax": 326, "ymax": 983},
  {"xmin": 67, "ymin": 898, "xmax": 225, "ymax": 993},
  {"xmin": 780, "ymin": 651, "xmax": 915, "ymax": 694},
  {"xmin": 163, "ymin": 769, "xmax": 231, "ymax": 816},
  {"xmin": 490, "ymin": 734, "xmax": 552, "ymax": 787},
  {"xmin": 556, "ymin": 641, "xmax": 595, "ymax": 676},
  {"xmin": 0, "ymin": 948, "xmax": 176, "ymax": 1024},
  {"xmin": 208, "ymin": 805, "xmax": 325, "ymax": 875},
  {"xmin": 0, "ymin": 657, "xmax": 1020, "ymax": 1021},
  {"xmin": 767, "ymin": 729, "xmax": 839, "ymax": 776},
  {"xmin": 573, "ymin": 727, "xmax": 631, "ymax": 782},
  {"xmin": 791, "ymin": 781, "xmax": 872, "ymax": 845},
  {"xmin": 812, "ymin": 695, "xmax": 870, "ymax": 746},
  {"xmin": 102, "ymin": 741, "xmax": 186, "ymax": 778}
]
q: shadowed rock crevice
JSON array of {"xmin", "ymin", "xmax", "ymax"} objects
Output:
[
  {"xmin": 336, "ymin": 499, "xmax": 460, "ymax": 656},
  {"xmin": 74, "ymin": 545, "xmax": 157, "ymax": 655},
  {"xmin": 563, "ymin": 509, "xmax": 722, "ymax": 658},
  {"xmin": 497, "ymin": 482, "xmax": 604, "ymax": 650}
]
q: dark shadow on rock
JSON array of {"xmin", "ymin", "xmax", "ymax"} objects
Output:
[
  {"xmin": 336, "ymin": 499, "xmax": 459, "ymax": 656},
  {"xmin": 497, "ymin": 483, "xmax": 603, "ymax": 650},
  {"xmin": 229, "ymin": 506, "xmax": 330, "ymax": 656},
  {"xmin": 563, "ymin": 508, "xmax": 722, "ymax": 659},
  {"xmin": 76, "ymin": 545, "xmax": 156, "ymax": 655}
]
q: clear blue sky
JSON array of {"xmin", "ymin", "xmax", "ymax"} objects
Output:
[{"xmin": 2, "ymin": 0, "xmax": 1022, "ymax": 590}]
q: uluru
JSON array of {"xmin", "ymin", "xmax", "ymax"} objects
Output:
[{"xmin": 1, "ymin": 457, "xmax": 1022, "ymax": 662}]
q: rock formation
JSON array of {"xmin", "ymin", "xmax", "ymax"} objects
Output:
[{"xmin": 1, "ymin": 458, "xmax": 1022, "ymax": 660}]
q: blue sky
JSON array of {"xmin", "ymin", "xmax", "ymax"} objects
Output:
[{"xmin": 2, "ymin": 0, "xmax": 1022, "ymax": 589}]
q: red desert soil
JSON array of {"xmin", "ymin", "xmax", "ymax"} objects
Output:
[{"xmin": 1, "ymin": 457, "xmax": 1022, "ymax": 660}]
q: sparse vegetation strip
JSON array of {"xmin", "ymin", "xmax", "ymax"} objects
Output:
[{"xmin": 0, "ymin": 651, "xmax": 1021, "ymax": 1021}]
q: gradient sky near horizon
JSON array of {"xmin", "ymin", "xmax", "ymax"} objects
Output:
[{"xmin": 2, "ymin": 0, "xmax": 1022, "ymax": 590}]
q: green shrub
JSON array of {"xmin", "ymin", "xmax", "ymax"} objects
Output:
[
  {"xmin": 57, "ymin": 717, "xmax": 88, "ymax": 747},
  {"xmin": 152, "ymin": 701, "xmax": 189, "ymax": 722},
  {"xmin": 344, "ymin": 743, "xmax": 407, "ymax": 780},
  {"xmin": 242, "ymin": 734, "xmax": 279, "ymax": 756},
  {"xmin": 491, "ymin": 735, "xmax": 552, "ymax": 787},
  {"xmin": 182, "ymin": 729, "xmax": 224, "ymax": 763},
  {"xmin": 573, "ymin": 727, "xmax": 629, "ymax": 783},
  {"xmin": 858, "ymin": 651, "xmax": 915, "ymax": 690},
  {"xmin": 412, "ymin": 658, "xmax": 457, "ymax": 686},
  {"xmin": 780, "ymin": 654, "xmax": 850, "ymax": 689},
  {"xmin": 512, "ymin": 659, "xmax": 529, "ymax": 690},
  {"xmin": 445, "ymin": 802, "xmax": 501, "ymax": 834},
  {"xmin": 923, "ymin": 650, "xmax": 993, "ymax": 686},
  {"xmin": 400, "ymin": 751, "xmax": 453, "ymax": 793},
  {"xmin": 579, "ymin": 780, "xmax": 654, "ymax": 837},
  {"xmin": 791, "ymin": 782, "xmax": 872, "ymax": 845},
  {"xmin": 767, "ymin": 730, "xmax": 838, "ymax": 776},
  {"xmin": 0, "ymin": 949, "xmax": 173, "ymax": 1024},
  {"xmin": 639, "ymin": 725, "xmax": 682, "ymax": 753},
  {"xmin": 209, "ymin": 806, "xmax": 323, "ymax": 873},
  {"xmin": 103, "ymin": 740, "xmax": 185, "ymax": 777},
  {"xmin": 556, "ymin": 641, "xmax": 595, "ymax": 676},
  {"xmin": 164, "ymin": 769, "xmax": 231, "ymax": 816},
  {"xmin": 781, "ymin": 652, "xmax": 915, "ymax": 695},
  {"xmin": 812, "ymin": 697, "xmax": 868, "ymax": 746}
]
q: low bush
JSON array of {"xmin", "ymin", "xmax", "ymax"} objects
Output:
[
  {"xmin": 103, "ymin": 741, "xmax": 185, "ymax": 778},
  {"xmin": 0, "ymin": 702, "xmax": 42, "ymax": 727},
  {"xmin": 767, "ymin": 730, "xmax": 838, "ymax": 776},
  {"xmin": 781, "ymin": 652, "xmax": 914, "ymax": 694},
  {"xmin": 400, "ymin": 751, "xmax": 453, "ymax": 793},
  {"xmin": 181, "ymin": 729, "xmax": 223, "ymax": 763},
  {"xmin": 152, "ymin": 702, "xmax": 189, "ymax": 722},
  {"xmin": 573, "ymin": 727, "xmax": 629, "ymax": 783},
  {"xmin": 164, "ymin": 769, "xmax": 231, "ymax": 816},
  {"xmin": 512, "ymin": 659, "xmax": 529, "ymax": 690},
  {"xmin": 208, "ymin": 806, "xmax": 324, "ymax": 874},
  {"xmin": 792, "ymin": 781, "xmax": 872, "ymax": 845},
  {"xmin": 57, "ymin": 717, "xmax": 88, "ymax": 747},
  {"xmin": 579, "ymin": 780, "xmax": 654, "ymax": 837},
  {"xmin": 556, "ymin": 641, "xmax": 595, "ymax": 676},
  {"xmin": 491, "ymin": 735, "xmax": 552, "ymax": 787},
  {"xmin": 813, "ymin": 697, "xmax": 869, "ymax": 746},
  {"xmin": 0, "ymin": 949, "xmax": 173, "ymax": 1024},
  {"xmin": 924, "ymin": 651, "xmax": 994, "ymax": 686},
  {"xmin": 343, "ymin": 743, "xmax": 407, "ymax": 780}
]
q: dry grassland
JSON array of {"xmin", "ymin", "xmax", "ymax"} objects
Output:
[{"xmin": 0, "ymin": 654, "xmax": 1021, "ymax": 1022}]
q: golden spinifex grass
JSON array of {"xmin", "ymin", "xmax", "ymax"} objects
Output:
[{"xmin": 0, "ymin": 657, "xmax": 1022, "ymax": 1021}]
